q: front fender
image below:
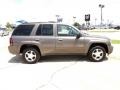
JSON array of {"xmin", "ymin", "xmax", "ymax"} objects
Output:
[{"xmin": 84, "ymin": 39, "xmax": 108, "ymax": 54}]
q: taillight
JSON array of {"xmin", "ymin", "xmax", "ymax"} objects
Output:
[{"xmin": 10, "ymin": 37, "xmax": 13, "ymax": 46}]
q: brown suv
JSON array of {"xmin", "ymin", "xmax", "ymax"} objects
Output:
[{"xmin": 8, "ymin": 22, "xmax": 113, "ymax": 64}]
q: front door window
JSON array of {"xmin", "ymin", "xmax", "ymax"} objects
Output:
[{"xmin": 57, "ymin": 24, "xmax": 79, "ymax": 36}]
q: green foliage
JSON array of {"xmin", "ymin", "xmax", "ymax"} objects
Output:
[
  {"xmin": 73, "ymin": 22, "xmax": 81, "ymax": 30},
  {"xmin": 5, "ymin": 22, "xmax": 15, "ymax": 32},
  {"xmin": 6, "ymin": 22, "xmax": 11, "ymax": 28},
  {"xmin": 6, "ymin": 22, "xmax": 13, "ymax": 29},
  {"xmin": 5, "ymin": 22, "xmax": 14, "ymax": 31}
]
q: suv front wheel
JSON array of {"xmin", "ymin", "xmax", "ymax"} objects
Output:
[
  {"xmin": 23, "ymin": 48, "xmax": 40, "ymax": 64},
  {"xmin": 88, "ymin": 46, "xmax": 106, "ymax": 62}
]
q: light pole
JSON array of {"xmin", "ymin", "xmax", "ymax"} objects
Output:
[
  {"xmin": 99, "ymin": 4, "xmax": 105, "ymax": 27},
  {"xmin": 56, "ymin": 15, "xmax": 60, "ymax": 22},
  {"xmin": 73, "ymin": 16, "xmax": 76, "ymax": 23}
]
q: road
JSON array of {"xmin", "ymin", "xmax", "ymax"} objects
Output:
[
  {"xmin": 88, "ymin": 30, "xmax": 120, "ymax": 40},
  {"xmin": 0, "ymin": 34, "xmax": 120, "ymax": 90}
]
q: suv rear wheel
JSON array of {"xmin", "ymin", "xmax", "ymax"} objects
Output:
[
  {"xmin": 23, "ymin": 48, "xmax": 40, "ymax": 64},
  {"xmin": 88, "ymin": 46, "xmax": 106, "ymax": 62}
]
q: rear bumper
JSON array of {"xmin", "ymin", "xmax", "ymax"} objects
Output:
[{"xmin": 8, "ymin": 45, "xmax": 20, "ymax": 55}]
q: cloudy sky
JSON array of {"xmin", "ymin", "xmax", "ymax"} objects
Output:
[{"xmin": 0, "ymin": 0, "xmax": 120, "ymax": 25}]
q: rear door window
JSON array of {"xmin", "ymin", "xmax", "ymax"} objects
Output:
[{"xmin": 36, "ymin": 24, "xmax": 53, "ymax": 36}]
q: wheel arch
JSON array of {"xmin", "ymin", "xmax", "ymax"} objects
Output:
[
  {"xmin": 20, "ymin": 44, "xmax": 41, "ymax": 55},
  {"xmin": 88, "ymin": 43, "xmax": 108, "ymax": 54}
]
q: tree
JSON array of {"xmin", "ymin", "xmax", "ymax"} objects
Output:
[
  {"xmin": 6, "ymin": 22, "xmax": 13, "ymax": 29},
  {"xmin": 5, "ymin": 22, "xmax": 14, "ymax": 31},
  {"xmin": 73, "ymin": 22, "xmax": 81, "ymax": 30}
]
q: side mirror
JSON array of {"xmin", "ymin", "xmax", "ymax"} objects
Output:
[{"xmin": 76, "ymin": 33, "xmax": 81, "ymax": 39}]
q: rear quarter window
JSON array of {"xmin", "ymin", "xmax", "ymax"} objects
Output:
[{"xmin": 12, "ymin": 25, "xmax": 34, "ymax": 36}]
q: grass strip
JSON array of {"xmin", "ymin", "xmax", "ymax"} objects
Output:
[{"xmin": 112, "ymin": 40, "xmax": 120, "ymax": 44}]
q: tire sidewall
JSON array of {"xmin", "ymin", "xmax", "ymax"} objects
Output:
[
  {"xmin": 88, "ymin": 46, "xmax": 106, "ymax": 62},
  {"xmin": 23, "ymin": 48, "xmax": 40, "ymax": 64}
]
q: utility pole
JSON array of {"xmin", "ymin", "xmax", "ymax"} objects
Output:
[
  {"xmin": 95, "ymin": 18, "xmax": 97, "ymax": 26},
  {"xmin": 99, "ymin": 4, "xmax": 105, "ymax": 28}
]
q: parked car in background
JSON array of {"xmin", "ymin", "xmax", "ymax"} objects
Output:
[
  {"xmin": 0, "ymin": 29, "xmax": 3, "ymax": 36},
  {"xmin": 114, "ymin": 26, "xmax": 120, "ymax": 30},
  {"xmin": 0, "ymin": 28, "xmax": 9, "ymax": 36}
]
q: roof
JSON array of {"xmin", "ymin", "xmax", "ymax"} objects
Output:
[{"xmin": 20, "ymin": 21, "xmax": 66, "ymax": 25}]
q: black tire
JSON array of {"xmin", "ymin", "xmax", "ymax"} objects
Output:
[
  {"xmin": 23, "ymin": 48, "xmax": 40, "ymax": 64},
  {"xmin": 88, "ymin": 46, "xmax": 106, "ymax": 62}
]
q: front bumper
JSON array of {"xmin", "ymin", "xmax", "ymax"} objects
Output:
[{"xmin": 108, "ymin": 45, "xmax": 113, "ymax": 54}]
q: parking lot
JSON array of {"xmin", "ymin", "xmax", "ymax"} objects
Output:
[{"xmin": 0, "ymin": 31, "xmax": 120, "ymax": 90}]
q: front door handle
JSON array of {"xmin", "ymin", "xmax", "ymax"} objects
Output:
[
  {"xmin": 58, "ymin": 39, "xmax": 63, "ymax": 41},
  {"xmin": 35, "ymin": 39, "xmax": 39, "ymax": 41}
]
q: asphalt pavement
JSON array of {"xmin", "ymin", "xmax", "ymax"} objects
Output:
[{"xmin": 0, "ymin": 33, "xmax": 120, "ymax": 90}]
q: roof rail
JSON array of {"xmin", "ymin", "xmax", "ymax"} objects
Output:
[{"xmin": 28, "ymin": 21, "xmax": 57, "ymax": 23}]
